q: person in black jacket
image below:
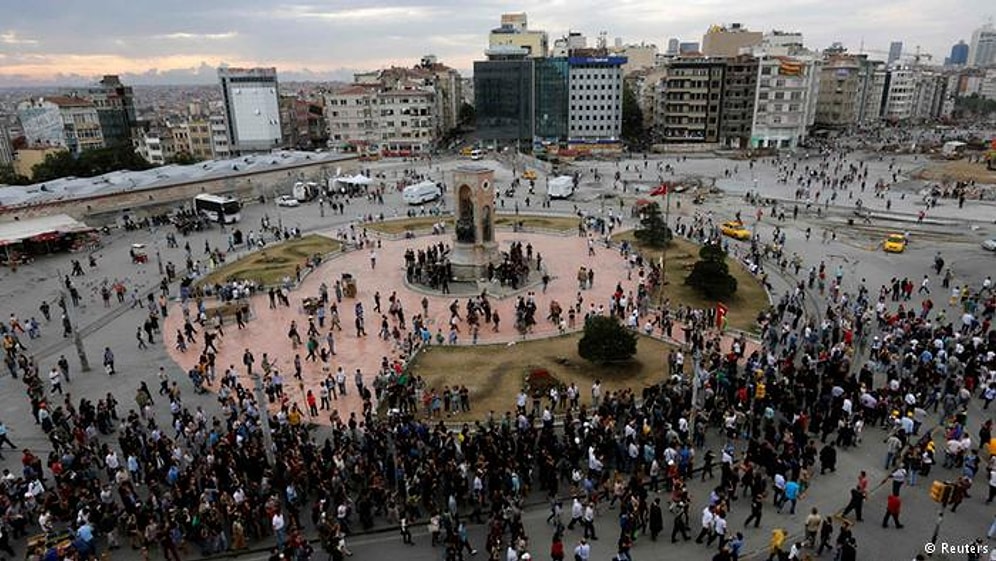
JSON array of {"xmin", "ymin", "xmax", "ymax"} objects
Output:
[
  {"xmin": 649, "ymin": 498, "xmax": 664, "ymax": 541},
  {"xmin": 840, "ymin": 486, "xmax": 865, "ymax": 521}
]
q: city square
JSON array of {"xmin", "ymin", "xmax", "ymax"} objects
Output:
[
  {"xmin": 1, "ymin": 5, "xmax": 996, "ymax": 561},
  {"xmin": 0, "ymin": 140, "xmax": 994, "ymax": 561}
]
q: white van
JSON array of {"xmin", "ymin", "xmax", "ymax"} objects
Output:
[
  {"xmin": 402, "ymin": 181, "xmax": 442, "ymax": 205},
  {"xmin": 547, "ymin": 175, "xmax": 575, "ymax": 199},
  {"xmin": 470, "ymin": 149, "xmax": 484, "ymax": 160}
]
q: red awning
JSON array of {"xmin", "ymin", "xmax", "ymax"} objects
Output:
[{"xmin": 29, "ymin": 232, "xmax": 62, "ymax": 243}]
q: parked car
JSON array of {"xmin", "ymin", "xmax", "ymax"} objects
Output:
[
  {"xmin": 883, "ymin": 233, "xmax": 907, "ymax": 253},
  {"xmin": 721, "ymin": 221, "xmax": 751, "ymax": 240},
  {"xmin": 982, "ymin": 238, "xmax": 996, "ymax": 252},
  {"xmin": 276, "ymin": 195, "xmax": 300, "ymax": 208}
]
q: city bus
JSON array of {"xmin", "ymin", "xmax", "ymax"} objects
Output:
[{"xmin": 193, "ymin": 194, "xmax": 242, "ymax": 224}]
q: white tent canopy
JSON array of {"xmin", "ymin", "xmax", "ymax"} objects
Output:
[{"xmin": 336, "ymin": 174, "xmax": 372, "ymax": 185}]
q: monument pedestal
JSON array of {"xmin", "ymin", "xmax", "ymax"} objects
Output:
[
  {"xmin": 450, "ymin": 241, "xmax": 500, "ymax": 282},
  {"xmin": 450, "ymin": 165, "xmax": 499, "ymax": 283}
]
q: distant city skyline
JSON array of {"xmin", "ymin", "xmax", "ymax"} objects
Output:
[{"xmin": 0, "ymin": 0, "xmax": 992, "ymax": 86}]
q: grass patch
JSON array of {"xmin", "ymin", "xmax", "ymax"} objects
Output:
[
  {"xmin": 407, "ymin": 333, "xmax": 675, "ymax": 421},
  {"xmin": 914, "ymin": 160, "xmax": 996, "ymax": 184},
  {"xmin": 197, "ymin": 235, "xmax": 340, "ymax": 288},
  {"xmin": 366, "ymin": 215, "xmax": 580, "ymax": 235},
  {"xmin": 616, "ymin": 233, "xmax": 768, "ymax": 332}
]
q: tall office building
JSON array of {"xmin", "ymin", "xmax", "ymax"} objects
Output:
[
  {"xmin": 567, "ymin": 55, "xmax": 625, "ymax": 140},
  {"xmin": 218, "ymin": 67, "xmax": 282, "ymax": 154},
  {"xmin": 888, "ymin": 41, "xmax": 904, "ymax": 65},
  {"xmin": 473, "ymin": 49, "xmax": 535, "ymax": 142},
  {"xmin": 948, "ymin": 40, "xmax": 969, "ymax": 65},
  {"xmin": 86, "ymin": 75, "xmax": 137, "ymax": 146},
  {"xmin": 968, "ymin": 24, "xmax": 996, "ymax": 67},
  {"xmin": 667, "ymin": 38, "xmax": 680, "ymax": 55}
]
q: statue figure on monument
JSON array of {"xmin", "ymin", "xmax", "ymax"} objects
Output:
[{"xmin": 456, "ymin": 186, "xmax": 476, "ymax": 243}]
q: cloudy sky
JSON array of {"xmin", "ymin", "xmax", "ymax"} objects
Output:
[{"xmin": 0, "ymin": 0, "xmax": 990, "ymax": 86}]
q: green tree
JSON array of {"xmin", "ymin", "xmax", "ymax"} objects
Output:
[
  {"xmin": 578, "ymin": 315, "xmax": 637, "ymax": 364},
  {"xmin": 685, "ymin": 242, "xmax": 738, "ymax": 299},
  {"xmin": 458, "ymin": 102, "xmax": 476, "ymax": 127},
  {"xmin": 31, "ymin": 144, "xmax": 153, "ymax": 182},
  {"xmin": 167, "ymin": 152, "xmax": 200, "ymax": 166},
  {"xmin": 621, "ymin": 82, "xmax": 645, "ymax": 146},
  {"xmin": 633, "ymin": 201, "xmax": 671, "ymax": 247},
  {"xmin": 0, "ymin": 164, "xmax": 31, "ymax": 185}
]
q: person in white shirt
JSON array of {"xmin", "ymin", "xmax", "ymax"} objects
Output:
[
  {"xmin": 574, "ymin": 539, "xmax": 591, "ymax": 561},
  {"xmin": 695, "ymin": 505, "xmax": 714, "ymax": 543},
  {"xmin": 272, "ymin": 512, "xmax": 286, "ymax": 549}
]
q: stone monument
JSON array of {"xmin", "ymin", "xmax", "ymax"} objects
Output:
[{"xmin": 450, "ymin": 165, "xmax": 500, "ymax": 282}]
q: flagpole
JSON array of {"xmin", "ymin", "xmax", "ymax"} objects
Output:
[{"xmin": 662, "ymin": 186, "xmax": 671, "ymax": 286}]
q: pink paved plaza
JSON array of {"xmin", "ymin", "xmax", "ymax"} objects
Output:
[{"xmin": 164, "ymin": 229, "xmax": 750, "ymax": 421}]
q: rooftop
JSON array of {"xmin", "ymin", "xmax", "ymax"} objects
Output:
[{"xmin": 0, "ymin": 150, "xmax": 355, "ymax": 210}]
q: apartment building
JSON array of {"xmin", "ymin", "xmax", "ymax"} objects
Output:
[
  {"xmin": 325, "ymin": 82, "xmax": 435, "ymax": 157},
  {"xmin": 882, "ymin": 67, "xmax": 919, "ymax": 120},
  {"xmin": 719, "ymin": 55, "xmax": 759, "ymax": 148},
  {"xmin": 187, "ymin": 119, "xmax": 214, "ymax": 160},
  {"xmin": 815, "ymin": 55, "xmax": 887, "ymax": 127},
  {"xmin": 654, "ymin": 56, "xmax": 726, "ymax": 143},
  {"xmin": 209, "ymin": 114, "xmax": 231, "ymax": 159},
  {"xmin": 17, "ymin": 96, "xmax": 105, "ymax": 155},
  {"xmin": 279, "ymin": 96, "xmax": 326, "ymax": 150},
  {"xmin": 750, "ymin": 54, "xmax": 821, "ymax": 149}
]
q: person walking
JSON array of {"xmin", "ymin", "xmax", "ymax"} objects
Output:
[
  {"xmin": 881, "ymin": 493, "xmax": 904, "ymax": 529},
  {"xmin": 582, "ymin": 502, "xmax": 597, "ymax": 540},
  {"xmin": 744, "ymin": 493, "xmax": 764, "ymax": 528},
  {"xmin": 671, "ymin": 498, "xmax": 691, "ymax": 543},
  {"xmin": 0, "ymin": 421, "xmax": 15, "ymax": 452},
  {"xmin": 48, "ymin": 367, "xmax": 63, "ymax": 395},
  {"xmin": 649, "ymin": 497, "xmax": 664, "ymax": 541},
  {"xmin": 695, "ymin": 505, "xmax": 715, "ymax": 544},
  {"xmin": 841, "ymin": 485, "xmax": 865, "ymax": 521}
]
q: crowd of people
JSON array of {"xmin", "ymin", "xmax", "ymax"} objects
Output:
[{"xmin": 1, "ymin": 139, "xmax": 994, "ymax": 561}]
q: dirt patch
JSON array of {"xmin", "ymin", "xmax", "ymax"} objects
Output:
[
  {"xmin": 407, "ymin": 333, "xmax": 675, "ymax": 421},
  {"xmin": 197, "ymin": 235, "xmax": 340, "ymax": 288},
  {"xmin": 913, "ymin": 160, "xmax": 996, "ymax": 184},
  {"xmin": 616, "ymin": 233, "xmax": 768, "ymax": 332}
]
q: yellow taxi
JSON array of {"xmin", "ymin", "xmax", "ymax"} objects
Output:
[
  {"xmin": 883, "ymin": 233, "xmax": 907, "ymax": 253},
  {"xmin": 721, "ymin": 221, "xmax": 752, "ymax": 240},
  {"xmin": 459, "ymin": 147, "xmax": 474, "ymax": 156},
  {"xmin": 522, "ymin": 170, "xmax": 538, "ymax": 181}
]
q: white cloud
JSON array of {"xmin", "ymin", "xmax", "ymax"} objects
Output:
[
  {"xmin": 154, "ymin": 31, "xmax": 238, "ymax": 40},
  {"xmin": 271, "ymin": 5, "xmax": 437, "ymax": 21},
  {"xmin": 0, "ymin": 30, "xmax": 39, "ymax": 45}
]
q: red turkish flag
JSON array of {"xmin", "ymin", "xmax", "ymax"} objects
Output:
[
  {"xmin": 715, "ymin": 302, "xmax": 729, "ymax": 329},
  {"xmin": 649, "ymin": 183, "xmax": 669, "ymax": 197}
]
